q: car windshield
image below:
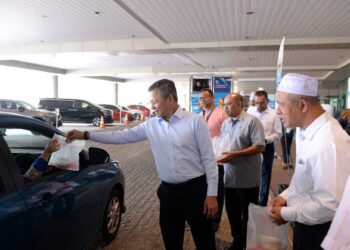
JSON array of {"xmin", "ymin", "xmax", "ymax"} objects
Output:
[
  {"xmin": 20, "ymin": 101, "xmax": 37, "ymax": 111},
  {"xmin": 122, "ymin": 106, "xmax": 129, "ymax": 111}
]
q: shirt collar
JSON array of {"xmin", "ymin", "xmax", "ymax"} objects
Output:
[
  {"xmin": 230, "ymin": 110, "xmax": 245, "ymax": 124},
  {"xmin": 157, "ymin": 105, "xmax": 182, "ymax": 123},
  {"xmin": 301, "ymin": 111, "xmax": 329, "ymax": 141},
  {"xmin": 258, "ymin": 106, "xmax": 270, "ymax": 114}
]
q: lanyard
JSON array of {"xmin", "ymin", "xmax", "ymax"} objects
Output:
[{"xmin": 203, "ymin": 108, "xmax": 215, "ymax": 123}]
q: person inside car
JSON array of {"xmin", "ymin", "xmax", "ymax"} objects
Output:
[{"xmin": 23, "ymin": 138, "xmax": 61, "ymax": 182}]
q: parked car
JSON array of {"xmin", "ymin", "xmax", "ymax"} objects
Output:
[
  {"xmin": 119, "ymin": 105, "xmax": 144, "ymax": 121},
  {"xmin": 127, "ymin": 104, "xmax": 151, "ymax": 118},
  {"xmin": 38, "ymin": 98, "xmax": 113, "ymax": 126},
  {"xmin": 0, "ymin": 99, "xmax": 62, "ymax": 126},
  {"xmin": 0, "ymin": 112, "xmax": 125, "ymax": 250},
  {"xmin": 99, "ymin": 104, "xmax": 134, "ymax": 122}
]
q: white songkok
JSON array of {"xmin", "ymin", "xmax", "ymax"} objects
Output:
[{"xmin": 277, "ymin": 73, "xmax": 318, "ymax": 97}]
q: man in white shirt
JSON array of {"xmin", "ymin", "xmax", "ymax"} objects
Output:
[
  {"xmin": 248, "ymin": 90, "xmax": 282, "ymax": 206},
  {"xmin": 322, "ymin": 176, "xmax": 350, "ymax": 250},
  {"xmin": 269, "ymin": 73, "xmax": 350, "ymax": 250}
]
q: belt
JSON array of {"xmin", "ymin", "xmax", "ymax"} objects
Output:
[
  {"xmin": 161, "ymin": 175, "xmax": 206, "ymax": 188},
  {"xmin": 295, "ymin": 221, "xmax": 332, "ymax": 230}
]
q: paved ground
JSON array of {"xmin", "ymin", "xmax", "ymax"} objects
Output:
[{"xmin": 62, "ymin": 123, "xmax": 294, "ymax": 250}]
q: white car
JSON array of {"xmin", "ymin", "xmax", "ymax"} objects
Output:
[{"xmin": 118, "ymin": 105, "xmax": 144, "ymax": 121}]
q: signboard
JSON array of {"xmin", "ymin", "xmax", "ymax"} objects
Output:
[
  {"xmin": 213, "ymin": 77, "xmax": 232, "ymax": 93},
  {"xmin": 276, "ymin": 36, "xmax": 285, "ymax": 90},
  {"xmin": 190, "ymin": 92, "xmax": 201, "ymax": 113},
  {"xmin": 213, "ymin": 77, "xmax": 231, "ymax": 109},
  {"xmin": 274, "ymin": 36, "xmax": 285, "ymax": 109}
]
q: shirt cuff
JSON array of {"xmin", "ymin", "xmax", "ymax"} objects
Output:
[
  {"xmin": 279, "ymin": 188, "xmax": 288, "ymax": 200},
  {"xmin": 32, "ymin": 157, "xmax": 48, "ymax": 171},
  {"xmin": 207, "ymin": 183, "xmax": 218, "ymax": 197},
  {"xmin": 281, "ymin": 206, "xmax": 296, "ymax": 222}
]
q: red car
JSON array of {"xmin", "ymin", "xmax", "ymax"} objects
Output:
[
  {"xmin": 99, "ymin": 104, "xmax": 134, "ymax": 122},
  {"xmin": 127, "ymin": 104, "xmax": 151, "ymax": 117}
]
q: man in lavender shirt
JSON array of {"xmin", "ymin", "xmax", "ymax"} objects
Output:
[{"xmin": 67, "ymin": 79, "xmax": 218, "ymax": 250}]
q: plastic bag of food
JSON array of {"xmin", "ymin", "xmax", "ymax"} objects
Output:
[
  {"xmin": 49, "ymin": 134, "xmax": 85, "ymax": 171},
  {"xmin": 212, "ymin": 135, "xmax": 231, "ymax": 160},
  {"xmin": 246, "ymin": 204, "xmax": 289, "ymax": 250}
]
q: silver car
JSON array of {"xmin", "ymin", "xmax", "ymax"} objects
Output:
[{"xmin": 0, "ymin": 99, "xmax": 62, "ymax": 126}]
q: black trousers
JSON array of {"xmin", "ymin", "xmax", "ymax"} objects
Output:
[
  {"xmin": 259, "ymin": 143, "xmax": 275, "ymax": 206},
  {"xmin": 157, "ymin": 175, "xmax": 216, "ymax": 250},
  {"xmin": 293, "ymin": 221, "xmax": 331, "ymax": 250},
  {"xmin": 213, "ymin": 165, "xmax": 225, "ymax": 225},
  {"xmin": 225, "ymin": 186, "xmax": 259, "ymax": 250},
  {"xmin": 281, "ymin": 129, "xmax": 294, "ymax": 164}
]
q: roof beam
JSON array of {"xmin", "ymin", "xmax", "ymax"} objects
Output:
[
  {"xmin": 0, "ymin": 60, "xmax": 66, "ymax": 74},
  {"xmin": 84, "ymin": 76, "xmax": 126, "ymax": 83},
  {"xmin": 1, "ymin": 37, "xmax": 350, "ymax": 55}
]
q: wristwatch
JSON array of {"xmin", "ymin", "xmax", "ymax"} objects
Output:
[{"xmin": 83, "ymin": 131, "xmax": 90, "ymax": 140}]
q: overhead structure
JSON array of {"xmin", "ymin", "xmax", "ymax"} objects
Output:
[{"xmin": 0, "ymin": 0, "xmax": 349, "ymax": 91}]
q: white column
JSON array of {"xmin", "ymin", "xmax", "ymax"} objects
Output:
[
  {"xmin": 114, "ymin": 83, "xmax": 118, "ymax": 104},
  {"xmin": 53, "ymin": 75, "xmax": 58, "ymax": 98}
]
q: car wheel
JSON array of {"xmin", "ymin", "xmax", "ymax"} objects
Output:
[
  {"xmin": 92, "ymin": 117, "xmax": 100, "ymax": 127},
  {"xmin": 102, "ymin": 189, "xmax": 122, "ymax": 243},
  {"xmin": 134, "ymin": 113, "xmax": 141, "ymax": 121}
]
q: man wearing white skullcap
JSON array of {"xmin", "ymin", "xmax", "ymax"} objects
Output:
[{"xmin": 269, "ymin": 73, "xmax": 350, "ymax": 249}]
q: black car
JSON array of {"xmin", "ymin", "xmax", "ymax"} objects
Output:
[
  {"xmin": 38, "ymin": 98, "xmax": 113, "ymax": 126},
  {"xmin": 0, "ymin": 112, "xmax": 125, "ymax": 250},
  {"xmin": 0, "ymin": 99, "xmax": 62, "ymax": 126}
]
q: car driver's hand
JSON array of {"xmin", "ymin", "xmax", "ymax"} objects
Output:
[{"xmin": 42, "ymin": 138, "xmax": 61, "ymax": 160}]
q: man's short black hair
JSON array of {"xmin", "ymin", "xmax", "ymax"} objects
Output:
[
  {"xmin": 199, "ymin": 88, "xmax": 214, "ymax": 96},
  {"xmin": 255, "ymin": 90, "xmax": 268, "ymax": 100},
  {"xmin": 148, "ymin": 79, "xmax": 178, "ymax": 102}
]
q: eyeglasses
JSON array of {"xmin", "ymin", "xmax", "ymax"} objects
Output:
[{"xmin": 199, "ymin": 95, "xmax": 212, "ymax": 100}]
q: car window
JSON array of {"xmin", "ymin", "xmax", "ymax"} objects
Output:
[
  {"xmin": 0, "ymin": 101, "xmax": 17, "ymax": 110},
  {"xmin": 81, "ymin": 101, "xmax": 90, "ymax": 109},
  {"xmin": 56, "ymin": 100, "xmax": 71, "ymax": 109},
  {"xmin": 1, "ymin": 128, "xmax": 64, "ymax": 182},
  {"xmin": 20, "ymin": 101, "xmax": 36, "ymax": 111},
  {"xmin": 106, "ymin": 105, "xmax": 116, "ymax": 111},
  {"xmin": 39, "ymin": 100, "xmax": 67, "ymax": 111},
  {"xmin": 2, "ymin": 129, "xmax": 48, "ymax": 153}
]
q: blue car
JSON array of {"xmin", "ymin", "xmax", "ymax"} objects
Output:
[{"xmin": 0, "ymin": 112, "xmax": 125, "ymax": 250}]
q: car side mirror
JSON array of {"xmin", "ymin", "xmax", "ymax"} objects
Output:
[
  {"xmin": 18, "ymin": 106, "xmax": 25, "ymax": 112},
  {"xmin": 88, "ymin": 147, "xmax": 110, "ymax": 164}
]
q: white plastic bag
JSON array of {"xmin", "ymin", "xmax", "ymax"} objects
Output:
[
  {"xmin": 212, "ymin": 135, "xmax": 230, "ymax": 161},
  {"xmin": 49, "ymin": 134, "xmax": 85, "ymax": 171},
  {"xmin": 246, "ymin": 204, "xmax": 289, "ymax": 250}
]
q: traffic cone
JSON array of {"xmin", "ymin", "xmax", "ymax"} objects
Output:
[
  {"xmin": 124, "ymin": 114, "xmax": 129, "ymax": 125},
  {"xmin": 100, "ymin": 116, "xmax": 105, "ymax": 128},
  {"xmin": 140, "ymin": 113, "xmax": 145, "ymax": 122}
]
